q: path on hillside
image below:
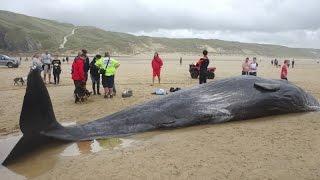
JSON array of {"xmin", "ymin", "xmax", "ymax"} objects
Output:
[{"xmin": 59, "ymin": 28, "xmax": 76, "ymax": 49}]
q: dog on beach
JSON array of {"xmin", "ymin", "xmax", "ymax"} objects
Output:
[
  {"xmin": 75, "ymin": 89, "xmax": 92, "ymax": 103},
  {"xmin": 13, "ymin": 77, "xmax": 27, "ymax": 86}
]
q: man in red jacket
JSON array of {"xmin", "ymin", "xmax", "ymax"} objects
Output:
[
  {"xmin": 72, "ymin": 53, "xmax": 86, "ymax": 102},
  {"xmin": 151, "ymin": 52, "xmax": 163, "ymax": 86}
]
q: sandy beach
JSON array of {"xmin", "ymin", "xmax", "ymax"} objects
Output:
[{"xmin": 0, "ymin": 54, "xmax": 319, "ymax": 179}]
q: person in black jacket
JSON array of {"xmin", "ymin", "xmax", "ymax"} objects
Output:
[
  {"xmin": 90, "ymin": 55, "xmax": 101, "ymax": 95},
  {"xmin": 196, "ymin": 50, "xmax": 210, "ymax": 84},
  {"xmin": 82, "ymin": 49, "xmax": 90, "ymax": 88},
  {"xmin": 52, "ymin": 56, "xmax": 62, "ymax": 84}
]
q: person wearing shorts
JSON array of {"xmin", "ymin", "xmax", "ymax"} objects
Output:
[
  {"xmin": 281, "ymin": 60, "xmax": 289, "ymax": 80},
  {"xmin": 41, "ymin": 51, "xmax": 52, "ymax": 83},
  {"xmin": 95, "ymin": 52, "xmax": 120, "ymax": 99},
  {"xmin": 151, "ymin": 52, "xmax": 163, "ymax": 86},
  {"xmin": 242, "ymin": 57, "xmax": 250, "ymax": 75}
]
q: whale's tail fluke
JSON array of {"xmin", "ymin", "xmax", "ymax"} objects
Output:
[{"xmin": 2, "ymin": 70, "xmax": 63, "ymax": 166}]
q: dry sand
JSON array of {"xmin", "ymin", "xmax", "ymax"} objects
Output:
[{"xmin": 0, "ymin": 55, "xmax": 319, "ymax": 179}]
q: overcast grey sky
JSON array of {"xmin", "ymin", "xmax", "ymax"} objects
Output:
[{"xmin": 1, "ymin": 0, "xmax": 320, "ymax": 48}]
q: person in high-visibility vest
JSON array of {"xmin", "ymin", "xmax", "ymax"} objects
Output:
[{"xmin": 95, "ymin": 52, "xmax": 120, "ymax": 98}]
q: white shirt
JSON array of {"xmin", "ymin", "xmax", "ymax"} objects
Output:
[
  {"xmin": 250, "ymin": 63, "xmax": 258, "ymax": 72},
  {"xmin": 41, "ymin": 53, "xmax": 52, "ymax": 64}
]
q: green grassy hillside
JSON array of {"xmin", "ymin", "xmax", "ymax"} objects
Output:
[
  {"xmin": 1, "ymin": 10, "xmax": 320, "ymax": 58},
  {"xmin": 0, "ymin": 10, "xmax": 74, "ymax": 51}
]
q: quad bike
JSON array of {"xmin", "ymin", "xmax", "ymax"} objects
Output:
[{"xmin": 189, "ymin": 64, "xmax": 216, "ymax": 79}]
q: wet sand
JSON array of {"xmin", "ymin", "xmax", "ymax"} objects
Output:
[{"xmin": 0, "ymin": 55, "xmax": 319, "ymax": 179}]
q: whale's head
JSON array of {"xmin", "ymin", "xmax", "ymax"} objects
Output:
[{"xmin": 196, "ymin": 76, "xmax": 320, "ymax": 121}]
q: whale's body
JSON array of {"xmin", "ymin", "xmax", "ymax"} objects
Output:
[{"xmin": 3, "ymin": 70, "xmax": 319, "ymax": 165}]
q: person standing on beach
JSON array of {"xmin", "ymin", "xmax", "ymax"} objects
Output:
[
  {"xmin": 151, "ymin": 52, "xmax": 163, "ymax": 86},
  {"xmin": 89, "ymin": 55, "xmax": 101, "ymax": 95},
  {"xmin": 197, "ymin": 50, "xmax": 210, "ymax": 84},
  {"xmin": 249, "ymin": 57, "xmax": 258, "ymax": 76},
  {"xmin": 180, "ymin": 57, "xmax": 183, "ymax": 65},
  {"xmin": 281, "ymin": 60, "xmax": 289, "ymax": 80},
  {"xmin": 52, "ymin": 56, "xmax": 62, "ymax": 85},
  {"xmin": 41, "ymin": 51, "xmax": 53, "ymax": 84},
  {"xmin": 66, "ymin": 56, "xmax": 69, "ymax": 64},
  {"xmin": 31, "ymin": 54, "xmax": 43, "ymax": 71},
  {"xmin": 95, "ymin": 52, "xmax": 120, "ymax": 98},
  {"xmin": 71, "ymin": 53, "xmax": 86, "ymax": 103},
  {"xmin": 242, "ymin": 57, "xmax": 250, "ymax": 75},
  {"xmin": 81, "ymin": 49, "xmax": 90, "ymax": 85},
  {"xmin": 292, "ymin": 59, "xmax": 295, "ymax": 68}
]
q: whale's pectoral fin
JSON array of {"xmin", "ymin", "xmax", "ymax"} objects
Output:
[
  {"xmin": 254, "ymin": 82, "xmax": 281, "ymax": 92},
  {"xmin": 160, "ymin": 118, "xmax": 196, "ymax": 128},
  {"xmin": 160, "ymin": 109, "xmax": 233, "ymax": 129}
]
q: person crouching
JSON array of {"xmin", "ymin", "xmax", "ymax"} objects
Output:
[{"xmin": 95, "ymin": 52, "xmax": 120, "ymax": 98}]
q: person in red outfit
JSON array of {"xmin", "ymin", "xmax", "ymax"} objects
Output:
[
  {"xmin": 151, "ymin": 52, "xmax": 163, "ymax": 86},
  {"xmin": 72, "ymin": 53, "xmax": 86, "ymax": 102},
  {"xmin": 281, "ymin": 60, "xmax": 289, "ymax": 80}
]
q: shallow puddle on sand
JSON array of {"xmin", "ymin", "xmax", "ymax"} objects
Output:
[
  {"xmin": 60, "ymin": 138, "xmax": 126, "ymax": 157},
  {"xmin": 0, "ymin": 125, "xmax": 138, "ymax": 179}
]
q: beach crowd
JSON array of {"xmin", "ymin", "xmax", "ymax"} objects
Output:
[{"xmin": 29, "ymin": 49, "xmax": 292, "ymax": 103}]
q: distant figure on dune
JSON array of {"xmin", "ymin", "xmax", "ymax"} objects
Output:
[
  {"xmin": 242, "ymin": 57, "xmax": 250, "ymax": 75},
  {"xmin": 281, "ymin": 60, "xmax": 289, "ymax": 80},
  {"xmin": 151, "ymin": 52, "xmax": 163, "ymax": 86},
  {"xmin": 196, "ymin": 50, "xmax": 210, "ymax": 84},
  {"xmin": 249, "ymin": 57, "xmax": 258, "ymax": 76},
  {"xmin": 180, "ymin": 57, "xmax": 182, "ymax": 65},
  {"xmin": 66, "ymin": 56, "xmax": 69, "ymax": 64}
]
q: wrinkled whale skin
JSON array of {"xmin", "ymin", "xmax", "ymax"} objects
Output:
[{"xmin": 3, "ymin": 70, "xmax": 319, "ymax": 165}]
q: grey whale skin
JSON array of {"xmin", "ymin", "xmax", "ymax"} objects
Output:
[{"xmin": 3, "ymin": 70, "xmax": 319, "ymax": 165}]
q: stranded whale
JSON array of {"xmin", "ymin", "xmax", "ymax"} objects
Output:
[{"xmin": 2, "ymin": 70, "xmax": 319, "ymax": 165}]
